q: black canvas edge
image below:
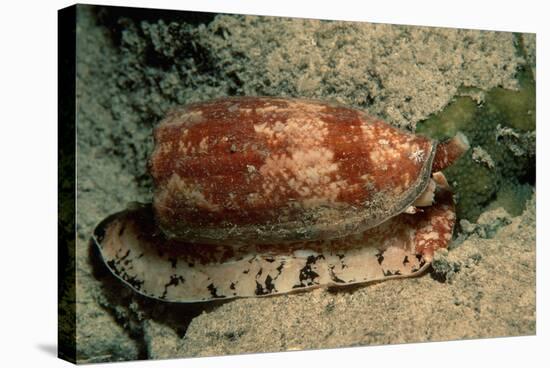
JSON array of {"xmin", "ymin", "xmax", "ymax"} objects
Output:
[{"xmin": 58, "ymin": 4, "xmax": 77, "ymax": 364}]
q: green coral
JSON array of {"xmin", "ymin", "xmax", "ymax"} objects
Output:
[
  {"xmin": 417, "ymin": 36, "xmax": 535, "ymax": 221},
  {"xmin": 418, "ymin": 99, "xmax": 534, "ymax": 221},
  {"xmin": 486, "ymin": 85, "xmax": 535, "ymax": 132},
  {"xmin": 442, "ymin": 153, "xmax": 498, "ymax": 221}
]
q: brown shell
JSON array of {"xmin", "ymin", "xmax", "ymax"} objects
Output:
[{"xmin": 149, "ymin": 97, "xmax": 436, "ymax": 245}]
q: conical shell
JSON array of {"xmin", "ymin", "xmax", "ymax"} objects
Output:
[{"xmin": 149, "ymin": 97, "xmax": 436, "ymax": 245}]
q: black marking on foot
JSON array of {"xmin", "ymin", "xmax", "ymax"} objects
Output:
[
  {"xmin": 293, "ymin": 255, "xmax": 323, "ymax": 288},
  {"xmin": 161, "ymin": 274, "xmax": 185, "ymax": 299},
  {"xmin": 110, "ymin": 262, "xmax": 144, "ymax": 292},
  {"xmin": 403, "ymin": 256, "xmax": 409, "ymax": 265},
  {"xmin": 255, "ymin": 274, "xmax": 277, "ymax": 296},
  {"xmin": 255, "ymin": 281, "xmax": 267, "ymax": 295},
  {"xmin": 264, "ymin": 275, "xmax": 276, "ymax": 293},
  {"xmin": 328, "ymin": 265, "xmax": 346, "ymax": 283},
  {"xmin": 383, "ymin": 269, "xmax": 402, "ymax": 277},
  {"xmin": 243, "ymin": 269, "xmax": 250, "ymax": 274},
  {"xmin": 108, "ymin": 250, "xmax": 131, "ymax": 269},
  {"xmin": 107, "ymin": 260, "xmax": 117, "ymax": 272},
  {"xmin": 376, "ymin": 250, "xmax": 384, "ymax": 265},
  {"xmin": 207, "ymin": 283, "xmax": 225, "ymax": 299},
  {"xmin": 229, "ymin": 282, "xmax": 236, "ymax": 290},
  {"xmin": 119, "ymin": 249, "xmax": 131, "ymax": 262},
  {"xmin": 336, "ymin": 254, "xmax": 348, "ymax": 269},
  {"xmin": 125, "ymin": 275, "xmax": 145, "ymax": 291}
]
